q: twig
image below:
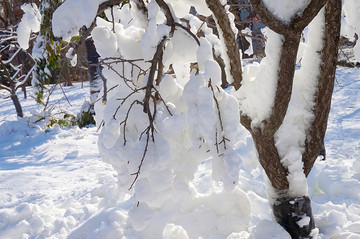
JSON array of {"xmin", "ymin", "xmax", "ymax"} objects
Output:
[
  {"xmin": 93, "ymin": 84, "xmax": 119, "ymax": 104},
  {"xmin": 208, "ymin": 80, "xmax": 228, "ymax": 152},
  {"xmin": 174, "ymin": 22, "xmax": 200, "ymax": 46},
  {"xmin": 120, "ymin": 99, "xmax": 144, "ymax": 146}
]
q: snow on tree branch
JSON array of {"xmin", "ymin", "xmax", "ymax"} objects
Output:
[{"xmin": 206, "ymin": 0, "xmax": 242, "ymax": 90}]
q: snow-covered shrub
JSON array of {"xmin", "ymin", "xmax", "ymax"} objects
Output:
[
  {"xmin": 52, "ymin": 0, "xmax": 251, "ymax": 237},
  {"xmin": 50, "ymin": 0, "xmax": 360, "ymax": 237}
]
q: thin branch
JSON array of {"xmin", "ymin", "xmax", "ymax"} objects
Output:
[
  {"xmin": 2, "ymin": 47, "xmax": 21, "ymax": 64},
  {"xmin": 0, "ymin": 84, "xmax": 11, "ymax": 92},
  {"xmin": 152, "ymin": 87, "xmax": 172, "ymax": 116},
  {"xmin": 120, "ymin": 99, "xmax": 143, "ymax": 146},
  {"xmin": 15, "ymin": 65, "xmax": 35, "ymax": 91},
  {"xmin": 93, "ymin": 84, "xmax": 119, "ymax": 104},
  {"xmin": 174, "ymin": 22, "xmax": 200, "ymax": 46},
  {"xmin": 129, "ymin": 127, "xmax": 150, "ymax": 190},
  {"xmin": 112, "ymin": 87, "xmax": 145, "ymax": 119},
  {"xmin": 208, "ymin": 80, "xmax": 228, "ymax": 152},
  {"xmin": 143, "ymin": 37, "xmax": 166, "ymax": 113},
  {"xmin": 238, "ymin": 31, "xmax": 265, "ymax": 42}
]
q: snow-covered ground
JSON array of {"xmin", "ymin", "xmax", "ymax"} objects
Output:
[{"xmin": 0, "ymin": 66, "xmax": 360, "ymax": 238}]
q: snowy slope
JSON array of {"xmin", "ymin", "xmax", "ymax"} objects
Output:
[{"xmin": 0, "ymin": 66, "xmax": 359, "ymax": 238}]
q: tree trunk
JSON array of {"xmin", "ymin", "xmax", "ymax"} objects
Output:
[
  {"xmin": 85, "ymin": 38, "xmax": 102, "ymax": 113},
  {"xmin": 273, "ymin": 195, "xmax": 315, "ymax": 238},
  {"xmin": 61, "ymin": 60, "xmax": 73, "ymax": 86},
  {"xmin": 10, "ymin": 94, "xmax": 23, "ymax": 117},
  {"xmin": 303, "ymin": 0, "xmax": 342, "ymax": 176}
]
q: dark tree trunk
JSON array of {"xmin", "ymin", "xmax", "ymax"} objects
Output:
[
  {"xmin": 85, "ymin": 38, "xmax": 102, "ymax": 113},
  {"xmin": 273, "ymin": 196, "xmax": 315, "ymax": 238},
  {"xmin": 10, "ymin": 94, "xmax": 23, "ymax": 117}
]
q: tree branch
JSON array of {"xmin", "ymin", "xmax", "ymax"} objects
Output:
[
  {"xmin": 291, "ymin": 0, "xmax": 327, "ymax": 32},
  {"xmin": 250, "ymin": 0, "xmax": 327, "ymax": 35},
  {"xmin": 205, "ymin": 0, "xmax": 243, "ymax": 90},
  {"xmin": 97, "ymin": 0, "xmax": 123, "ymax": 14},
  {"xmin": 132, "ymin": 0, "xmax": 148, "ymax": 18},
  {"xmin": 261, "ymin": 34, "xmax": 301, "ymax": 137},
  {"xmin": 143, "ymin": 37, "xmax": 166, "ymax": 113},
  {"xmin": 155, "ymin": 0, "xmax": 175, "ymax": 36},
  {"xmin": 249, "ymin": 0, "xmax": 289, "ymax": 35},
  {"xmin": 303, "ymin": 0, "xmax": 342, "ymax": 176},
  {"xmin": 174, "ymin": 22, "xmax": 200, "ymax": 46}
]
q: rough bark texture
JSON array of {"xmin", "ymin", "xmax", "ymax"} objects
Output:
[
  {"xmin": 10, "ymin": 94, "xmax": 23, "ymax": 118},
  {"xmin": 251, "ymin": 131, "xmax": 289, "ymax": 190},
  {"xmin": 261, "ymin": 34, "xmax": 301, "ymax": 138},
  {"xmin": 205, "ymin": 0, "xmax": 243, "ymax": 90},
  {"xmin": 303, "ymin": 0, "xmax": 342, "ymax": 176},
  {"xmin": 240, "ymin": 0, "xmax": 321, "ymax": 191},
  {"xmin": 249, "ymin": 0, "xmax": 327, "ymax": 35},
  {"xmin": 241, "ymin": 1, "xmax": 341, "ymax": 237}
]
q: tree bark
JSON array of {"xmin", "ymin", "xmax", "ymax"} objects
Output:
[
  {"xmin": 10, "ymin": 94, "xmax": 23, "ymax": 117},
  {"xmin": 273, "ymin": 195, "xmax": 315, "ymax": 238},
  {"xmin": 85, "ymin": 38, "xmax": 102, "ymax": 112},
  {"xmin": 251, "ymin": 131, "xmax": 289, "ymax": 190},
  {"xmin": 240, "ymin": 1, "xmax": 338, "ymax": 237},
  {"xmin": 205, "ymin": 0, "xmax": 243, "ymax": 90},
  {"xmin": 303, "ymin": 0, "xmax": 342, "ymax": 176}
]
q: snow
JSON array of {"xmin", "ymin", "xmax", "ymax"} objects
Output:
[
  {"xmin": 241, "ymin": 28, "xmax": 254, "ymax": 56},
  {"xmin": 235, "ymin": 28, "xmax": 283, "ymax": 128},
  {"xmin": 17, "ymin": 3, "xmax": 41, "ymax": 50},
  {"xmin": 297, "ymin": 215, "xmax": 311, "ymax": 228},
  {"xmin": 274, "ymin": 7, "xmax": 325, "ymax": 198},
  {"xmin": 163, "ymin": 223, "xmax": 189, "ymax": 239},
  {"xmin": 0, "ymin": 67, "xmax": 359, "ymax": 238},
  {"xmin": 262, "ymin": 0, "xmax": 311, "ymax": 23},
  {"xmin": 343, "ymin": 0, "xmax": 360, "ymax": 62},
  {"xmin": 52, "ymin": 0, "xmax": 107, "ymax": 41},
  {"xmin": 4, "ymin": 0, "xmax": 360, "ymax": 238}
]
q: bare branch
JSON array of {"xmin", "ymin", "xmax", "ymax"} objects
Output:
[
  {"xmin": 174, "ymin": 22, "xmax": 200, "ymax": 46},
  {"xmin": 98, "ymin": 0, "xmax": 123, "ymax": 14},
  {"xmin": 238, "ymin": 31, "xmax": 265, "ymax": 42},
  {"xmin": 93, "ymin": 84, "xmax": 119, "ymax": 105},
  {"xmin": 209, "ymin": 80, "xmax": 228, "ymax": 152},
  {"xmin": 143, "ymin": 37, "xmax": 166, "ymax": 113}
]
